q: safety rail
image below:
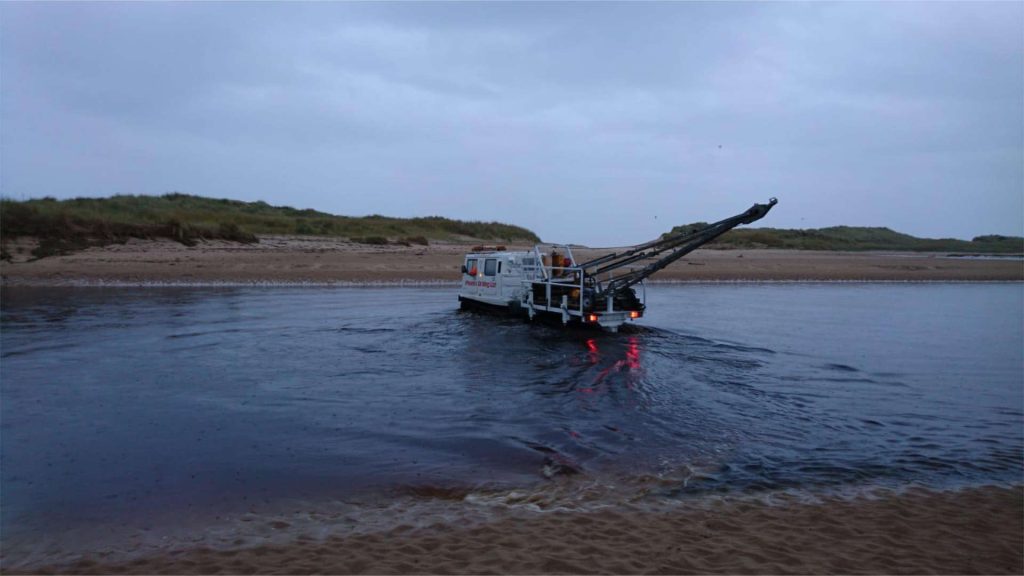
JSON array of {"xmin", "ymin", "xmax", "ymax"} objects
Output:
[
  {"xmin": 515, "ymin": 197, "xmax": 776, "ymax": 323},
  {"xmin": 521, "ymin": 244, "xmax": 589, "ymax": 322}
]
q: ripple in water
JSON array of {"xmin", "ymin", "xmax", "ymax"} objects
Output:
[{"xmin": 1, "ymin": 284, "xmax": 1021, "ymax": 557}]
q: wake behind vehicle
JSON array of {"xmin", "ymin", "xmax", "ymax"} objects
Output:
[{"xmin": 458, "ymin": 198, "xmax": 778, "ymax": 331}]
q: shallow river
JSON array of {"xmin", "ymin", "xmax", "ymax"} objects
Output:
[{"xmin": 2, "ymin": 283, "xmax": 1021, "ymax": 558}]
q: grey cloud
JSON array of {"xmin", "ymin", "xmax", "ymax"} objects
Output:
[{"xmin": 2, "ymin": 2, "xmax": 1020, "ymax": 245}]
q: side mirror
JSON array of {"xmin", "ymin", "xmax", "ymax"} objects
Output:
[{"xmin": 461, "ymin": 265, "xmax": 468, "ymax": 274}]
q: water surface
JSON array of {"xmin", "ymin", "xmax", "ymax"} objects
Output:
[{"xmin": 2, "ymin": 284, "xmax": 1021, "ymax": 556}]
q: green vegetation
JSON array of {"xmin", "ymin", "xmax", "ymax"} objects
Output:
[
  {"xmin": 0, "ymin": 193, "xmax": 541, "ymax": 259},
  {"xmin": 663, "ymin": 223, "xmax": 1023, "ymax": 253},
  {"xmin": 4, "ymin": 193, "xmax": 1017, "ymax": 260}
]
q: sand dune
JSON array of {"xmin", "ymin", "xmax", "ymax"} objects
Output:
[
  {"xmin": 1, "ymin": 236, "xmax": 1021, "ymax": 285},
  {"xmin": 24, "ymin": 485, "xmax": 1023, "ymax": 575}
]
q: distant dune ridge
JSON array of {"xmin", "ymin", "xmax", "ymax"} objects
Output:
[
  {"xmin": 2, "ymin": 193, "xmax": 1022, "ymax": 262},
  {"xmin": 0, "ymin": 193, "xmax": 541, "ymax": 260},
  {"xmin": 1, "ymin": 194, "xmax": 1021, "ymax": 285},
  {"xmin": 664, "ymin": 221, "xmax": 1024, "ymax": 253}
]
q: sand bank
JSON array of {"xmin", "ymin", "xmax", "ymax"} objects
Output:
[
  {"xmin": 1, "ymin": 236, "xmax": 1021, "ymax": 285},
  {"xmin": 16, "ymin": 485, "xmax": 1022, "ymax": 575}
]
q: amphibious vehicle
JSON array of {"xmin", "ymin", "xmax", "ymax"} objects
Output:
[{"xmin": 458, "ymin": 198, "xmax": 778, "ymax": 331}]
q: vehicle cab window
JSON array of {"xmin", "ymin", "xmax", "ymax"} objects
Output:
[
  {"xmin": 466, "ymin": 258, "xmax": 478, "ymax": 276},
  {"xmin": 484, "ymin": 259, "xmax": 497, "ymax": 277}
]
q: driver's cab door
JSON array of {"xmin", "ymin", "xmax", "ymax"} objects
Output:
[
  {"xmin": 463, "ymin": 257, "xmax": 480, "ymax": 296},
  {"xmin": 479, "ymin": 257, "xmax": 500, "ymax": 301}
]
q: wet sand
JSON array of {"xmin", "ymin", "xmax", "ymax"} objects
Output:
[
  {"xmin": 1, "ymin": 235, "xmax": 1021, "ymax": 284},
  {"xmin": 21, "ymin": 485, "xmax": 1023, "ymax": 575}
]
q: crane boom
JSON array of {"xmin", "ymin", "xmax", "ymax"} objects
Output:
[{"xmin": 582, "ymin": 198, "xmax": 778, "ymax": 299}]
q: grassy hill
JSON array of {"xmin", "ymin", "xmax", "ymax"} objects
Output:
[
  {"xmin": 663, "ymin": 223, "xmax": 1023, "ymax": 254},
  {"xmin": 3, "ymin": 193, "xmax": 1019, "ymax": 260},
  {"xmin": 0, "ymin": 193, "xmax": 541, "ymax": 259}
]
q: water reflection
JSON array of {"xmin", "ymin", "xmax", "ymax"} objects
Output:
[
  {"xmin": 579, "ymin": 336, "xmax": 642, "ymax": 392},
  {"xmin": 1, "ymin": 285, "xmax": 1021, "ymax": 552}
]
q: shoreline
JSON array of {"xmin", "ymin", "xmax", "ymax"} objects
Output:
[
  {"xmin": 3, "ymin": 278, "xmax": 1023, "ymax": 289},
  {"xmin": 13, "ymin": 484, "xmax": 1022, "ymax": 575},
  {"xmin": 1, "ymin": 235, "xmax": 1021, "ymax": 286}
]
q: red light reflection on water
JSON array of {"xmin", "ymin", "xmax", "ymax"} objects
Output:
[
  {"xmin": 582, "ymin": 336, "xmax": 642, "ymax": 392},
  {"xmin": 625, "ymin": 337, "xmax": 640, "ymax": 369}
]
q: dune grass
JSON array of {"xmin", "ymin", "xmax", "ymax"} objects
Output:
[
  {"xmin": 664, "ymin": 222, "xmax": 1023, "ymax": 254},
  {"xmin": 0, "ymin": 193, "xmax": 541, "ymax": 259},
  {"xmin": 3, "ymin": 193, "xmax": 1018, "ymax": 260}
]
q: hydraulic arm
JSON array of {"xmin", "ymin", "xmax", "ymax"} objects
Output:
[{"xmin": 580, "ymin": 198, "xmax": 778, "ymax": 300}]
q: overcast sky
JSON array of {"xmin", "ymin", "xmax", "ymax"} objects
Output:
[{"xmin": 2, "ymin": 2, "xmax": 1021, "ymax": 245}]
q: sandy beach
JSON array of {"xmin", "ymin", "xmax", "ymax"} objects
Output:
[
  {"xmin": 1, "ymin": 235, "xmax": 1021, "ymax": 285},
  {"xmin": 3, "ymin": 237, "xmax": 1022, "ymax": 576},
  {"xmin": 17, "ymin": 485, "xmax": 1021, "ymax": 575}
]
